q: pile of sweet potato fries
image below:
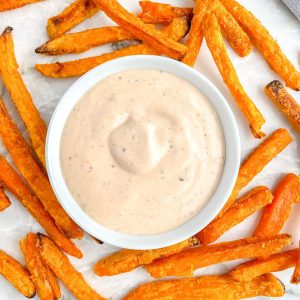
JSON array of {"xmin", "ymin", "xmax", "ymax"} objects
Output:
[{"xmin": 0, "ymin": 0, "xmax": 299, "ymax": 299}]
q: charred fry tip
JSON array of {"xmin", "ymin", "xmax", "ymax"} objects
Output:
[
  {"xmin": 35, "ymin": 46, "xmax": 44, "ymax": 54},
  {"xmin": 250, "ymin": 127, "xmax": 266, "ymax": 139},
  {"xmin": 4, "ymin": 26, "xmax": 13, "ymax": 34}
]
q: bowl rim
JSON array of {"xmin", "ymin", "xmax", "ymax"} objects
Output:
[{"xmin": 46, "ymin": 55, "xmax": 240, "ymax": 250}]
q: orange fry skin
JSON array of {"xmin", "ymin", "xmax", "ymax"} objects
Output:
[
  {"xmin": 36, "ymin": 26, "xmax": 135, "ymax": 56},
  {"xmin": 0, "ymin": 0, "xmax": 41, "ymax": 11},
  {"xmin": 36, "ymin": 16, "xmax": 189, "ymax": 78},
  {"xmin": 204, "ymin": 14, "xmax": 265, "ymax": 138},
  {"xmin": 291, "ymin": 243, "xmax": 300, "ymax": 284},
  {"xmin": 145, "ymin": 234, "xmax": 291, "ymax": 278},
  {"xmin": 0, "ymin": 249, "xmax": 36, "ymax": 298},
  {"xmin": 0, "ymin": 99, "xmax": 83, "ymax": 240},
  {"xmin": 254, "ymin": 173, "xmax": 300, "ymax": 237},
  {"xmin": 138, "ymin": 1, "xmax": 193, "ymax": 24},
  {"xmin": 219, "ymin": 128, "xmax": 293, "ymax": 217},
  {"xmin": 220, "ymin": 0, "xmax": 300, "ymax": 91},
  {"xmin": 229, "ymin": 249, "xmax": 299, "ymax": 282},
  {"xmin": 215, "ymin": 2, "xmax": 253, "ymax": 57},
  {"xmin": 0, "ymin": 27, "xmax": 47, "ymax": 168},
  {"xmin": 197, "ymin": 186, "xmax": 273, "ymax": 245},
  {"xmin": 38, "ymin": 234, "xmax": 106, "ymax": 300},
  {"xmin": 181, "ymin": 0, "xmax": 214, "ymax": 66},
  {"xmin": 47, "ymin": 0, "xmax": 100, "ymax": 38},
  {"xmin": 0, "ymin": 155, "xmax": 82, "ymax": 258},
  {"xmin": 93, "ymin": 0, "xmax": 187, "ymax": 60},
  {"xmin": 20, "ymin": 233, "xmax": 61, "ymax": 300},
  {"xmin": 265, "ymin": 80, "xmax": 300, "ymax": 133},
  {"xmin": 94, "ymin": 237, "xmax": 199, "ymax": 276},
  {"xmin": 124, "ymin": 273, "xmax": 284, "ymax": 300},
  {"xmin": 0, "ymin": 187, "xmax": 11, "ymax": 211}
]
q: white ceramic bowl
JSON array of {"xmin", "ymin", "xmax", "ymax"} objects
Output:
[{"xmin": 46, "ymin": 55, "xmax": 240, "ymax": 250}]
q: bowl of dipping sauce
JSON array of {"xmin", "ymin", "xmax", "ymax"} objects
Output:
[{"xmin": 46, "ymin": 55, "xmax": 240, "ymax": 250}]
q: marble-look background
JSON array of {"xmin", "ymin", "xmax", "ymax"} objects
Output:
[{"xmin": 0, "ymin": 0, "xmax": 299, "ymax": 299}]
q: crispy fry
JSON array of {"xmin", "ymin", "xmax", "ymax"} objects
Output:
[
  {"xmin": 0, "ymin": 156, "xmax": 82, "ymax": 258},
  {"xmin": 0, "ymin": 249, "xmax": 36, "ymax": 298},
  {"xmin": 124, "ymin": 273, "xmax": 284, "ymax": 300},
  {"xmin": 254, "ymin": 173, "xmax": 300, "ymax": 237},
  {"xmin": 215, "ymin": 2, "xmax": 253, "ymax": 57},
  {"xmin": 38, "ymin": 234, "xmax": 106, "ymax": 300},
  {"xmin": 93, "ymin": 0, "xmax": 187, "ymax": 60},
  {"xmin": 197, "ymin": 187, "xmax": 273, "ymax": 245},
  {"xmin": 0, "ymin": 187, "xmax": 11, "ymax": 211},
  {"xmin": 47, "ymin": 0, "xmax": 100, "ymax": 38},
  {"xmin": 265, "ymin": 80, "xmax": 300, "ymax": 133},
  {"xmin": 219, "ymin": 128, "xmax": 293, "ymax": 217},
  {"xmin": 139, "ymin": 1, "xmax": 253, "ymax": 57},
  {"xmin": 94, "ymin": 237, "xmax": 199, "ymax": 276},
  {"xmin": 181, "ymin": 0, "xmax": 213, "ymax": 66},
  {"xmin": 0, "ymin": 0, "xmax": 41, "ymax": 11},
  {"xmin": 36, "ymin": 17, "xmax": 189, "ymax": 78},
  {"xmin": 36, "ymin": 26, "xmax": 135, "ymax": 56},
  {"xmin": 138, "ymin": 1, "xmax": 193, "ymax": 24},
  {"xmin": 229, "ymin": 249, "xmax": 299, "ymax": 282},
  {"xmin": 204, "ymin": 14, "xmax": 265, "ymax": 138},
  {"xmin": 146, "ymin": 234, "xmax": 291, "ymax": 278},
  {"xmin": 0, "ymin": 27, "xmax": 47, "ymax": 168},
  {"xmin": 220, "ymin": 0, "xmax": 300, "ymax": 90},
  {"xmin": 291, "ymin": 243, "xmax": 300, "ymax": 284},
  {"xmin": 0, "ymin": 98, "xmax": 83, "ymax": 239},
  {"xmin": 20, "ymin": 233, "xmax": 61, "ymax": 300}
]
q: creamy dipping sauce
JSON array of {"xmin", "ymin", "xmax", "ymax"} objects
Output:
[{"xmin": 60, "ymin": 69, "xmax": 225, "ymax": 235}]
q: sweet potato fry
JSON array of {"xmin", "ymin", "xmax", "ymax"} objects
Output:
[
  {"xmin": 204, "ymin": 14, "xmax": 265, "ymax": 138},
  {"xmin": 93, "ymin": 0, "xmax": 187, "ymax": 60},
  {"xmin": 139, "ymin": 1, "xmax": 253, "ymax": 57},
  {"xmin": 229, "ymin": 249, "xmax": 299, "ymax": 282},
  {"xmin": 0, "ymin": 249, "xmax": 36, "ymax": 298},
  {"xmin": 0, "ymin": 187, "xmax": 11, "ymax": 211},
  {"xmin": 146, "ymin": 234, "xmax": 291, "ymax": 278},
  {"xmin": 38, "ymin": 234, "xmax": 106, "ymax": 300},
  {"xmin": 47, "ymin": 0, "xmax": 100, "ymax": 38},
  {"xmin": 197, "ymin": 187, "xmax": 273, "ymax": 245},
  {"xmin": 215, "ymin": 2, "xmax": 253, "ymax": 57},
  {"xmin": 124, "ymin": 273, "xmax": 284, "ymax": 300},
  {"xmin": 94, "ymin": 237, "xmax": 199, "ymax": 276},
  {"xmin": 220, "ymin": 0, "xmax": 300, "ymax": 90},
  {"xmin": 36, "ymin": 26, "xmax": 135, "ymax": 56},
  {"xmin": 0, "ymin": 27, "xmax": 47, "ymax": 168},
  {"xmin": 291, "ymin": 243, "xmax": 300, "ymax": 284},
  {"xmin": 0, "ymin": 155, "xmax": 82, "ymax": 258},
  {"xmin": 36, "ymin": 16, "xmax": 189, "ymax": 78},
  {"xmin": 181, "ymin": 0, "xmax": 214, "ymax": 66},
  {"xmin": 20, "ymin": 233, "xmax": 61, "ymax": 300},
  {"xmin": 0, "ymin": 98, "xmax": 83, "ymax": 240},
  {"xmin": 254, "ymin": 173, "xmax": 300, "ymax": 237},
  {"xmin": 265, "ymin": 80, "xmax": 300, "ymax": 133},
  {"xmin": 0, "ymin": 0, "xmax": 41, "ymax": 11},
  {"xmin": 138, "ymin": 1, "xmax": 193, "ymax": 24},
  {"xmin": 219, "ymin": 128, "xmax": 293, "ymax": 217}
]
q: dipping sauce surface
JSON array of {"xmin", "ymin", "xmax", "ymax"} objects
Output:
[{"xmin": 60, "ymin": 69, "xmax": 225, "ymax": 235}]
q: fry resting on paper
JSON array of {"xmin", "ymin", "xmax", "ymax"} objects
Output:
[
  {"xmin": 38, "ymin": 234, "xmax": 106, "ymax": 300},
  {"xmin": 20, "ymin": 233, "xmax": 61, "ymax": 300},
  {"xmin": 197, "ymin": 186, "xmax": 273, "ymax": 244},
  {"xmin": 265, "ymin": 80, "xmax": 300, "ymax": 133},
  {"xmin": 36, "ymin": 17, "xmax": 189, "ymax": 78},
  {"xmin": 0, "ymin": 27, "xmax": 47, "ymax": 167},
  {"xmin": 94, "ymin": 237, "xmax": 199, "ymax": 276},
  {"xmin": 0, "ymin": 156, "xmax": 82, "ymax": 258},
  {"xmin": 0, "ymin": 99, "xmax": 83, "ymax": 240},
  {"xmin": 0, "ymin": 0, "xmax": 42, "ymax": 12},
  {"xmin": 0, "ymin": 249, "xmax": 36, "ymax": 298},
  {"xmin": 146, "ymin": 234, "xmax": 291, "ymax": 278},
  {"xmin": 254, "ymin": 173, "xmax": 300, "ymax": 237}
]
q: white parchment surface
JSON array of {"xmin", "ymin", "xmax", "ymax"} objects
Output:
[{"xmin": 0, "ymin": 0, "xmax": 299, "ymax": 299}]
